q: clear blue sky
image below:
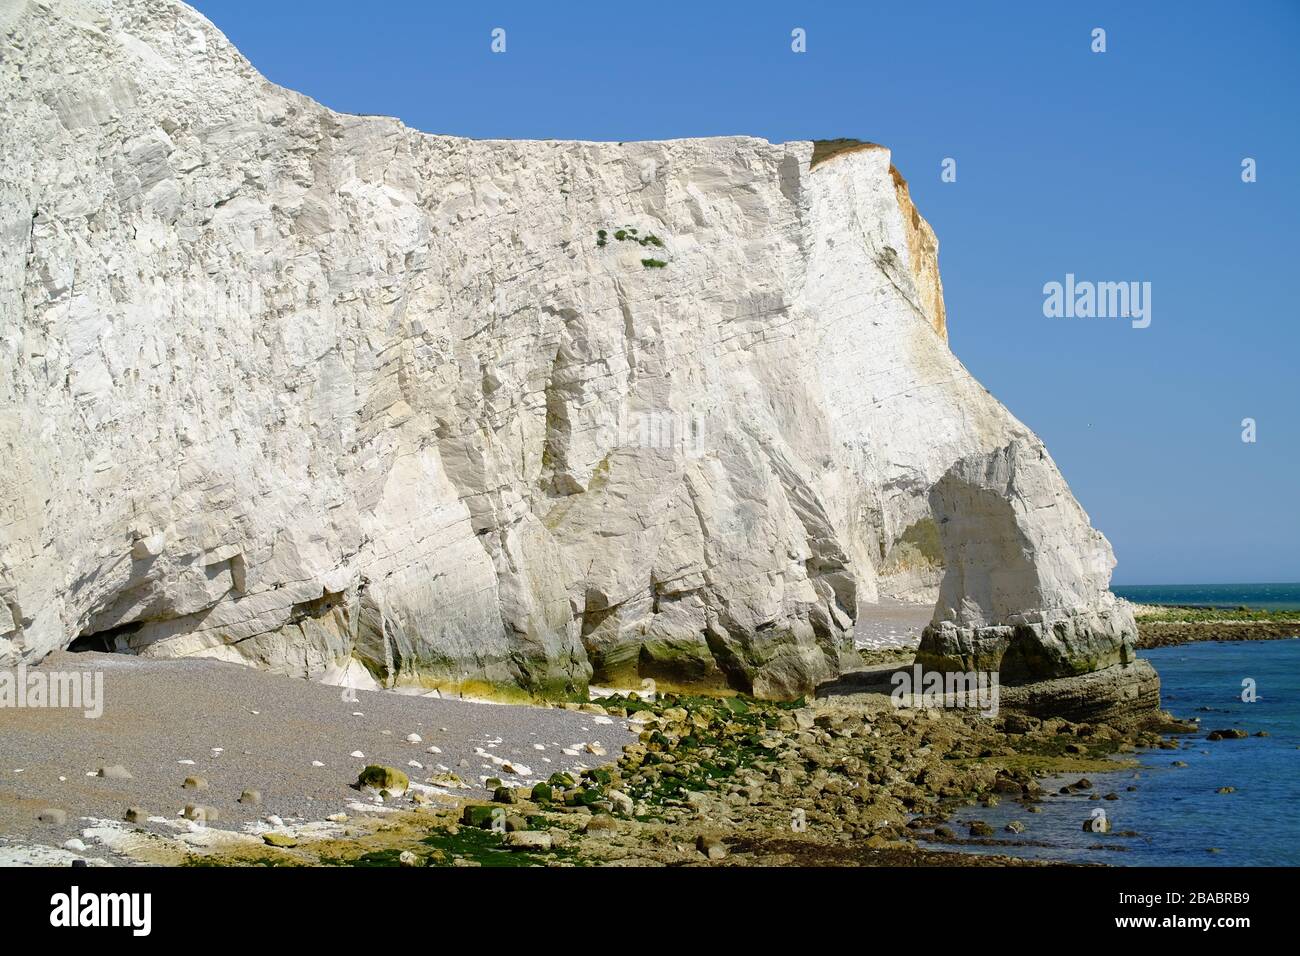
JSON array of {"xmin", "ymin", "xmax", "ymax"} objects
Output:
[{"xmin": 191, "ymin": 0, "xmax": 1300, "ymax": 586}]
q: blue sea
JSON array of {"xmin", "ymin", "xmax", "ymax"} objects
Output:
[
  {"xmin": 1112, "ymin": 582, "xmax": 1300, "ymax": 611},
  {"xmin": 931, "ymin": 638, "xmax": 1300, "ymax": 866}
]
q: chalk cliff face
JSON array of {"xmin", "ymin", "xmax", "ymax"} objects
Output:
[{"xmin": 0, "ymin": 0, "xmax": 1134, "ymax": 698}]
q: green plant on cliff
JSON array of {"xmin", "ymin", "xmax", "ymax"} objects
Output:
[{"xmin": 809, "ymin": 138, "xmax": 882, "ymax": 169}]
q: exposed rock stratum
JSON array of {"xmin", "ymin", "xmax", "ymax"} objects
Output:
[{"xmin": 0, "ymin": 0, "xmax": 1135, "ymax": 699}]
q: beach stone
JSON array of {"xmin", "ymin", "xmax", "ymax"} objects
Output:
[
  {"xmin": 262, "ymin": 832, "xmax": 297, "ymax": 848},
  {"xmin": 405, "ymin": 734, "xmax": 422, "ymax": 744},
  {"xmin": 182, "ymin": 776, "xmax": 208, "ymax": 790},
  {"xmin": 968, "ymin": 821, "xmax": 994, "ymax": 837},
  {"xmin": 696, "ymin": 834, "xmax": 728, "ymax": 860},
  {"xmin": 357, "ymin": 765, "xmax": 409, "ymax": 795},
  {"xmin": 462, "ymin": 806, "xmax": 498, "ymax": 828},
  {"xmin": 398, "ymin": 850, "xmax": 420, "ymax": 867},
  {"xmin": 62, "ymin": 838, "xmax": 87, "ymax": 852},
  {"xmin": 503, "ymin": 831, "xmax": 552, "ymax": 851},
  {"xmin": 37, "ymin": 809, "xmax": 67, "ymax": 825},
  {"xmin": 583, "ymin": 814, "xmax": 620, "ymax": 834},
  {"xmin": 608, "ymin": 789, "xmax": 635, "ymax": 816},
  {"xmin": 530, "ymin": 782, "xmax": 554, "ymax": 803},
  {"xmin": 97, "ymin": 765, "xmax": 133, "ymax": 781}
]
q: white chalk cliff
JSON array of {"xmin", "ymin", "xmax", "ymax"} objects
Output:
[{"xmin": 0, "ymin": 0, "xmax": 1135, "ymax": 698}]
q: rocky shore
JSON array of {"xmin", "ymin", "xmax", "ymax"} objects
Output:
[
  {"xmin": 107, "ymin": 663, "xmax": 1188, "ymax": 868},
  {"xmin": 1131, "ymin": 603, "xmax": 1300, "ymax": 649}
]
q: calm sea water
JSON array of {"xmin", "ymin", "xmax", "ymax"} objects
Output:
[
  {"xmin": 928, "ymin": 639, "xmax": 1300, "ymax": 866},
  {"xmin": 1112, "ymin": 582, "xmax": 1300, "ymax": 611}
]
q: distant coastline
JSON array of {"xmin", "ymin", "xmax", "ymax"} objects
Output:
[{"xmin": 1113, "ymin": 584, "xmax": 1300, "ymax": 649}]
